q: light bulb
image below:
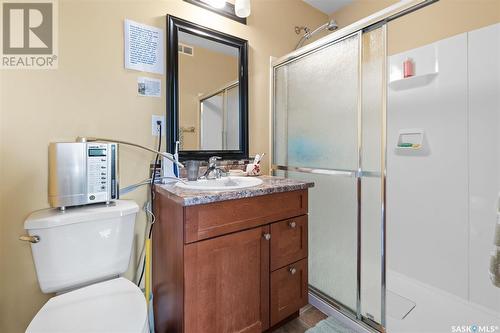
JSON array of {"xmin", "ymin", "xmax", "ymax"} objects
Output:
[{"xmin": 235, "ymin": 0, "xmax": 251, "ymax": 18}]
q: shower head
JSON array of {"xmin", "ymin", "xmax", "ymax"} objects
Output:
[
  {"xmin": 294, "ymin": 18, "xmax": 339, "ymax": 50},
  {"xmin": 326, "ymin": 19, "xmax": 338, "ymax": 31}
]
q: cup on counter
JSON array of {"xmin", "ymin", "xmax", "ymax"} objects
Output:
[
  {"xmin": 245, "ymin": 163, "xmax": 261, "ymax": 176},
  {"xmin": 185, "ymin": 160, "xmax": 200, "ymax": 181}
]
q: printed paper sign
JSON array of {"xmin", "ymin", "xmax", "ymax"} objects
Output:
[
  {"xmin": 137, "ymin": 76, "xmax": 161, "ymax": 97},
  {"xmin": 124, "ymin": 19, "xmax": 163, "ymax": 74}
]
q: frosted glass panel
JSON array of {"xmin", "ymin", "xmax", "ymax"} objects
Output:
[
  {"xmin": 273, "ymin": 30, "xmax": 386, "ymax": 324},
  {"xmin": 361, "ymin": 177, "xmax": 382, "ymax": 321},
  {"xmin": 201, "ymin": 94, "xmax": 223, "ymax": 150},
  {"xmin": 226, "ymin": 86, "xmax": 239, "ymax": 150},
  {"xmin": 274, "ymin": 34, "xmax": 360, "ymax": 170},
  {"xmin": 360, "ymin": 27, "xmax": 384, "ymax": 324},
  {"xmin": 273, "ymin": 33, "xmax": 362, "ymax": 314},
  {"xmin": 274, "ymin": 66, "xmax": 288, "ymax": 166},
  {"xmin": 277, "ymin": 170, "xmax": 358, "ymax": 311}
]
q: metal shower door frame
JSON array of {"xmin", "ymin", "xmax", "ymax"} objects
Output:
[
  {"xmin": 270, "ymin": 1, "xmax": 438, "ymax": 332},
  {"xmin": 271, "ymin": 28, "xmax": 384, "ymax": 332}
]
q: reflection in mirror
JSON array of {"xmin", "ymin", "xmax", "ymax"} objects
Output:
[{"xmin": 178, "ymin": 31, "xmax": 239, "ymax": 151}]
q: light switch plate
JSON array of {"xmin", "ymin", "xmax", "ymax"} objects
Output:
[{"xmin": 151, "ymin": 115, "xmax": 165, "ymax": 136}]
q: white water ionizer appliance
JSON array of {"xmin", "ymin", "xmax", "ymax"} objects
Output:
[{"xmin": 48, "ymin": 142, "xmax": 118, "ymax": 209}]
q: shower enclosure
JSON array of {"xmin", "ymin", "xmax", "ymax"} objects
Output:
[
  {"xmin": 271, "ymin": 1, "xmax": 437, "ymax": 331},
  {"xmin": 272, "ymin": 25, "xmax": 387, "ymax": 332},
  {"xmin": 272, "ymin": 1, "xmax": 500, "ymax": 332}
]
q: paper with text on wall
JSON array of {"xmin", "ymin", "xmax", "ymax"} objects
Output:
[
  {"xmin": 124, "ymin": 19, "xmax": 164, "ymax": 74},
  {"xmin": 137, "ymin": 76, "xmax": 161, "ymax": 97}
]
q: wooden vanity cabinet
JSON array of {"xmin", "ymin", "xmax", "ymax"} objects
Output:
[
  {"xmin": 153, "ymin": 189, "xmax": 309, "ymax": 333},
  {"xmin": 184, "ymin": 225, "xmax": 270, "ymax": 333},
  {"xmin": 270, "ymin": 258, "xmax": 308, "ymax": 325}
]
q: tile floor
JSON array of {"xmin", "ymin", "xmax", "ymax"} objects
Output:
[{"xmin": 271, "ymin": 305, "xmax": 327, "ymax": 333}]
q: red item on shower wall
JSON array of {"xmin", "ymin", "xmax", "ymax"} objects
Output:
[{"xmin": 403, "ymin": 58, "xmax": 414, "ymax": 78}]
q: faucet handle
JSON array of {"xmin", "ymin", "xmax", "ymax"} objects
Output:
[{"xmin": 208, "ymin": 156, "xmax": 222, "ymax": 165}]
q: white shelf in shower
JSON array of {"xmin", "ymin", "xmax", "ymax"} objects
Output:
[{"xmin": 389, "ymin": 72, "xmax": 438, "ymax": 91}]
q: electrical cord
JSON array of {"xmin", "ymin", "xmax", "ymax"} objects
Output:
[
  {"xmin": 137, "ymin": 205, "xmax": 154, "ymax": 286},
  {"xmin": 134, "ymin": 200, "xmax": 155, "ymax": 283},
  {"xmin": 137, "ymin": 255, "xmax": 146, "ymax": 287},
  {"xmin": 148, "ymin": 122, "xmax": 162, "ymax": 239},
  {"xmin": 136, "ymin": 201, "xmax": 150, "ymax": 285},
  {"xmin": 137, "ymin": 122, "xmax": 162, "ymax": 287}
]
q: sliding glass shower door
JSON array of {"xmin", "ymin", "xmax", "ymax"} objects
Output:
[{"xmin": 272, "ymin": 27, "xmax": 386, "ymax": 330}]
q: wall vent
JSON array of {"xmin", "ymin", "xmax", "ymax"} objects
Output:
[{"xmin": 179, "ymin": 43, "xmax": 194, "ymax": 56}]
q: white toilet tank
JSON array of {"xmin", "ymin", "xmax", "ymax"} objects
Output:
[{"xmin": 24, "ymin": 200, "xmax": 139, "ymax": 293}]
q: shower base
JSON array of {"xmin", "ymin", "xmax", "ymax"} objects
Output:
[{"xmin": 387, "ymin": 270, "xmax": 500, "ymax": 333}]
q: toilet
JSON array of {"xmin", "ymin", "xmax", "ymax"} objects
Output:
[{"xmin": 23, "ymin": 200, "xmax": 149, "ymax": 333}]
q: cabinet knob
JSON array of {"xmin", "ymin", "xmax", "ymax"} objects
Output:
[
  {"xmin": 289, "ymin": 267, "xmax": 297, "ymax": 275},
  {"xmin": 263, "ymin": 233, "xmax": 271, "ymax": 241},
  {"xmin": 288, "ymin": 221, "xmax": 296, "ymax": 228}
]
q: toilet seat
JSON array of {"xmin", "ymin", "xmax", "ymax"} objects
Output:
[{"xmin": 26, "ymin": 278, "xmax": 148, "ymax": 333}]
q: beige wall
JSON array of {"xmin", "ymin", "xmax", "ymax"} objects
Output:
[
  {"xmin": 387, "ymin": 0, "xmax": 500, "ymax": 55},
  {"xmin": 0, "ymin": 1, "xmax": 327, "ymax": 332},
  {"xmin": 179, "ymin": 46, "xmax": 238, "ymax": 150},
  {"xmin": 330, "ymin": 0, "xmax": 500, "ymax": 55},
  {"xmin": 331, "ymin": 0, "xmax": 397, "ymax": 28}
]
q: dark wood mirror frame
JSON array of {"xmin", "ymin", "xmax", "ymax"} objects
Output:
[{"xmin": 166, "ymin": 15, "xmax": 249, "ymax": 161}]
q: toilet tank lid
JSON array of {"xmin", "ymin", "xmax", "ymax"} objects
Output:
[{"xmin": 24, "ymin": 200, "xmax": 139, "ymax": 230}]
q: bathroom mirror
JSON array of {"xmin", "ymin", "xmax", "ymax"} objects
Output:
[{"xmin": 167, "ymin": 15, "xmax": 248, "ymax": 160}]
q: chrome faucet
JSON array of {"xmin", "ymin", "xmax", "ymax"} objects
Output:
[{"xmin": 201, "ymin": 156, "xmax": 226, "ymax": 179}]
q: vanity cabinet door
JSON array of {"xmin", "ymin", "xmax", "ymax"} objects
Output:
[
  {"xmin": 184, "ymin": 225, "xmax": 270, "ymax": 333},
  {"xmin": 270, "ymin": 258, "xmax": 308, "ymax": 326}
]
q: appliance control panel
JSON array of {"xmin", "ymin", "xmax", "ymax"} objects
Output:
[{"xmin": 86, "ymin": 143, "xmax": 117, "ymax": 204}]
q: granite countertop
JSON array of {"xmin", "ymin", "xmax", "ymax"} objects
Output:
[{"xmin": 156, "ymin": 175, "xmax": 314, "ymax": 206}]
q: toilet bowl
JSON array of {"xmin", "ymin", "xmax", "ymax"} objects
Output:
[{"xmin": 23, "ymin": 200, "xmax": 148, "ymax": 332}]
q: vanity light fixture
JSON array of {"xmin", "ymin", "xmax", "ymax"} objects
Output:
[
  {"xmin": 183, "ymin": 0, "xmax": 247, "ymax": 24},
  {"xmin": 235, "ymin": 0, "xmax": 251, "ymax": 18},
  {"xmin": 201, "ymin": 0, "xmax": 226, "ymax": 9}
]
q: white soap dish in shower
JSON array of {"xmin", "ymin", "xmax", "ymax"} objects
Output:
[{"xmin": 396, "ymin": 129, "xmax": 424, "ymax": 151}]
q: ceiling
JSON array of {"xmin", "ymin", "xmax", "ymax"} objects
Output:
[
  {"xmin": 179, "ymin": 31, "xmax": 238, "ymax": 57},
  {"xmin": 302, "ymin": 0, "xmax": 353, "ymax": 15}
]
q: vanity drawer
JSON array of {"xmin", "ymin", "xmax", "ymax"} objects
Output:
[
  {"xmin": 184, "ymin": 190, "xmax": 308, "ymax": 243},
  {"xmin": 270, "ymin": 258, "xmax": 308, "ymax": 326},
  {"xmin": 270, "ymin": 216, "xmax": 308, "ymax": 271}
]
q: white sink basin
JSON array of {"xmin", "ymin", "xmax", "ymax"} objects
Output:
[{"xmin": 175, "ymin": 176, "xmax": 263, "ymax": 191}]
